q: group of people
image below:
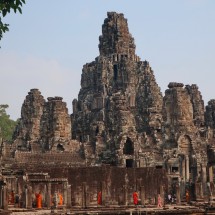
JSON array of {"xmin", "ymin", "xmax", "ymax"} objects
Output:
[
  {"xmin": 8, "ymin": 190, "xmax": 63, "ymax": 209},
  {"xmin": 167, "ymin": 193, "xmax": 176, "ymax": 204},
  {"xmin": 34, "ymin": 191, "xmax": 64, "ymax": 208},
  {"xmin": 8, "ymin": 191, "xmax": 21, "ymax": 207},
  {"xmin": 133, "ymin": 191, "xmax": 163, "ymax": 207},
  {"xmin": 97, "ymin": 190, "xmax": 164, "ymax": 207}
]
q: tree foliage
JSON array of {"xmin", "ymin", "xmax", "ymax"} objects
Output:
[
  {"xmin": 0, "ymin": 0, "xmax": 26, "ymax": 41},
  {"xmin": 0, "ymin": 104, "xmax": 18, "ymax": 141}
]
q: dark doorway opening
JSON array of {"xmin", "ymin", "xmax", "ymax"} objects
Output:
[
  {"xmin": 123, "ymin": 137, "xmax": 134, "ymax": 155},
  {"xmin": 156, "ymin": 165, "xmax": 163, "ymax": 169},
  {"xmin": 114, "ymin": 65, "xmax": 118, "ymax": 80},
  {"xmin": 126, "ymin": 159, "xmax": 133, "ymax": 168}
]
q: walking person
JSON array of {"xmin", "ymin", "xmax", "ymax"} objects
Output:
[{"xmin": 157, "ymin": 194, "xmax": 163, "ymax": 208}]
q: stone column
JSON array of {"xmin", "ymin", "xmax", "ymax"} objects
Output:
[
  {"xmin": 182, "ymin": 157, "xmax": 186, "ymax": 181},
  {"xmin": 0, "ymin": 185, "xmax": 3, "ymax": 209},
  {"xmin": 3, "ymin": 186, "xmax": 8, "ymax": 210},
  {"xmin": 26, "ymin": 185, "xmax": 32, "ymax": 209},
  {"xmin": 124, "ymin": 185, "xmax": 128, "ymax": 206},
  {"xmin": 46, "ymin": 183, "xmax": 51, "ymax": 208},
  {"xmin": 82, "ymin": 182, "xmax": 87, "ymax": 208},
  {"xmin": 185, "ymin": 155, "xmax": 189, "ymax": 182},
  {"xmin": 176, "ymin": 183, "xmax": 181, "ymax": 204},
  {"xmin": 102, "ymin": 181, "xmax": 106, "ymax": 206},
  {"xmin": 67, "ymin": 185, "xmax": 71, "ymax": 208},
  {"xmin": 209, "ymin": 166, "xmax": 213, "ymax": 183},
  {"xmin": 202, "ymin": 166, "xmax": 207, "ymax": 196},
  {"xmin": 160, "ymin": 185, "xmax": 164, "ymax": 205},
  {"xmin": 15, "ymin": 177, "xmax": 18, "ymax": 194},
  {"xmin": 140, "ymin": 186, "xmax": 145, "ymax": 205},
  {"xmin": 63, "ymin": 182, "xmax": 68, "ymax": 207}
]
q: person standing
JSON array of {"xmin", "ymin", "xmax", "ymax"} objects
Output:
[
  {"xmin": 35, "ymin": 192, "xmax": 42, "ymax": 209},
  {"xmin": 58, "ymin": 193, "xmax": 63, "ymax": 206},
  {"xmin": 185, "ymin": 190, "xmax": 190, "ymax": 204},
  {"xmin": 167, "ymin": 193, "xmax": 172, "ymax": 204},
  {"xmin": 133, "ymin": 191, "xmax": 138, "ymax": 206},
  {"xmin": 97, "ymin": 191, "xmax": 102, "ymax": 205},
  {"xmin": 157, "ymin": 194, "xmax": 162, "ymax": 208}
]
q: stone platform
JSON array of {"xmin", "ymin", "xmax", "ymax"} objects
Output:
[{"xmin": 9, "ymin": 205, "xmax": 214, "ymax": 215}]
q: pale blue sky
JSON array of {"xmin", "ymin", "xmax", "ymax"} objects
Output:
[{"xmin": 0, "ymin": 0, "xmax": 215, "ymax": 120}]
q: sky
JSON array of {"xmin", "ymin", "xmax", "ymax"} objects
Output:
[{"xmin": 0, "ymin": 0, "xmax": 215, "ymax": 120}]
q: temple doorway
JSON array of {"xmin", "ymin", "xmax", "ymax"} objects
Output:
[
  {"xmin": 123, "ymin": 137, "xmax": 134, "ymax": 155},
  {"xmin": 126, "ymin": 159, "xmax": 133, "ymax": 168}
]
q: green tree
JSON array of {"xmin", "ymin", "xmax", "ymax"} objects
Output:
[
  {"xmin": 0, "ymin": 0, "xmax": 26, "ymax": 41},
  {"xmin": 0, "ymin": 104, "xmax": 17, "ymax": 141}
]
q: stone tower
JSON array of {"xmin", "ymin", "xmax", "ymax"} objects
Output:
[
  {"xmin": 72, "ymin": 12, "xmax": 163, "ymax": 166},
  {"xmin": 40, "ymin": 96, "xmax": 71, "ymax": 151},
  {"xmin": 13, "ymin": 89, "xmax": 45, "ymax": 149},
  {"xmin": 13, "ymin": 91, "xmax": 71, "ymax": 152}
]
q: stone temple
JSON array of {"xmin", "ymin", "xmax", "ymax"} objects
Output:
[{"xmin": 1, "ymin": 11, "xmax": 215, "ymax": 211}]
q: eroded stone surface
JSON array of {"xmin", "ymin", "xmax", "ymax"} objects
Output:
[{"xmin": 4, "ymin": 12, "xmax": 215, "ymax": 204}]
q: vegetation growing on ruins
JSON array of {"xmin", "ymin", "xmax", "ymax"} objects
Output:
[
  {"xmin": 0, "ymin": 0, "xmax": 26, "ymax": 41},
  {"xmin": 0, "ymin": 104, "xmax": 17, "ymax": 141}
]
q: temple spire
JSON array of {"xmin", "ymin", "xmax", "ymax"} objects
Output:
[{"xmin": 99, "ymin": 12, "xmax": 136, "ymax": 57}]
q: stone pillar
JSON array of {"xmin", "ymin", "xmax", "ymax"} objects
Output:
[
  {"xmin": 15, "ymin": 177, "xmax": 18, "ymax": 194},
  {"xmin": 0, "ymin": 185, "xmax": 3, "ymax": 209},
  {"xmin": 176, "ymin": 183, "xmax": 181, "ymax": 204},
  {"xmin": 123, "ymin": 185, "xmax": 128, "ymax": 206},
  {"xmin": 202, "ymin": 166, "xmax": 207, "ymax": 196},
  {"xmin": 185, "ymin": 155, "xmax": 189, "ymax": 182},
  {"xmin": 101, "ymin": 181, "xmax": 106, "ymax": 206},
  {"xmin": 26, "ymin": 185, "xmax": 32, "ymax": 209},
  {"xmin": 67, "ymin": 185, "xmax": 71, "ymax": 208},
  {"xmin": 209, "ymin": 166, "xmax": 213, "ymax": 183},
  {"xmin": 160, "ymin": 185, "xmax": 164, "ymax": 205},
  {"xmin": 63, "ymin": 182, "xmax": 68, "ymax": 207},
  {"xmin": 3, "ymin": 186, "xmax": 8, "ymax": 210},
  {"xmin": 82, "ymin": 182, "xmax": 87, "ymax": 208},
  {"xmin": 47, "ymin": 183, "xmax": 51, "ymax": 208},
  {"xmin": 195, "ymin": 182, "xmax": 203, "ymax": 201},
  {"xmin": 140, "ymin": 186, "xmax": 145, "ymax": 205},
  {"xmin": 182, "ymin": 158, "xmax": 186, "ymax": 181}
]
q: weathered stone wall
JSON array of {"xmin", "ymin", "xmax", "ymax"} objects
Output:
[
  {"xmin": 13, "ymin": 89, "xmax": 45, "ymax": 148},
  {"xmin": 185, "ymin": 84, "xmax": 205, "ymax": 127},
  {"xmin": 14, "ymin": 151, "xmax": 85, "ymax": 167},
  {"xmin": 40, "ymin": 96, "xmax": 71, "ymax": 151},
  {"xmin": 72, "ymin": 12, "xmax": 163, "ymax": 166},
  {"xmin": 18, "ymin": 166, "xmax": 167, "ymax": 206},
  {"xmin": 13, "ymin": 92, "xmax": 72, "ymax": 152}
]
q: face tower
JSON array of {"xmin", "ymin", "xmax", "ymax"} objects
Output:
[{"xmin": 72, "ymin": 12, "xmax": 163, "ymax": 166}]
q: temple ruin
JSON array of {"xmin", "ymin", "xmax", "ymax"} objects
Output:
[{"xmin": 0, "ymin": 11, "xmax": 215, "ymax": 212}]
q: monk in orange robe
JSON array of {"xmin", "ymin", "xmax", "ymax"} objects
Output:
[
  {"xmin": 58, "ymin": 193, "xmax": 63, "ymax": 206},
  {"xmin": 35, "ymin": 192, "xmax": 42, "ymax": 208},
  {"xmin": 133, "ymin": 191, "xmax": 138, "ymax": 205},
  {"xmin": 97, "ymin": 191, "xmax": 102, "ymax": 205},
  {"xmin": 9, "ymin": 190, "xmax": 15, "ymax": 204},
  {"xmin": 185, "ymin": 190, "xmax": 190, "ymax": 203}
]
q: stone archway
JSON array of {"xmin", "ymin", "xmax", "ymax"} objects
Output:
[
  {"xmin": 123, "ymin": 137, "xmax": 134, "ymax": 155},
  {"xmin": 178, "ymin": 135, "xmax": 192, "ymax": 155}
]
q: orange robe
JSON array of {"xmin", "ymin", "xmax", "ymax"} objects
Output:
[
  {"xmin": 97, "ymin": 191, "xmax": 102, "ymax": 205},
  {"xmin": 35, "ymin": 193, "xmax": 42, "ymax": 208},
  {"xmin": 133, "ymin": 192, "xmax": 138, "ymax": 205},
  {"xmin": 186, "ymin": 191, "xmax": 190, "ymax": 203},
  {"xmin": 9, "ymin": 191, "xmax": 15, "ymax": 204},
  {"xmin": 58, "ymin": 194, "xmax": 63, "ymax": 205}
]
